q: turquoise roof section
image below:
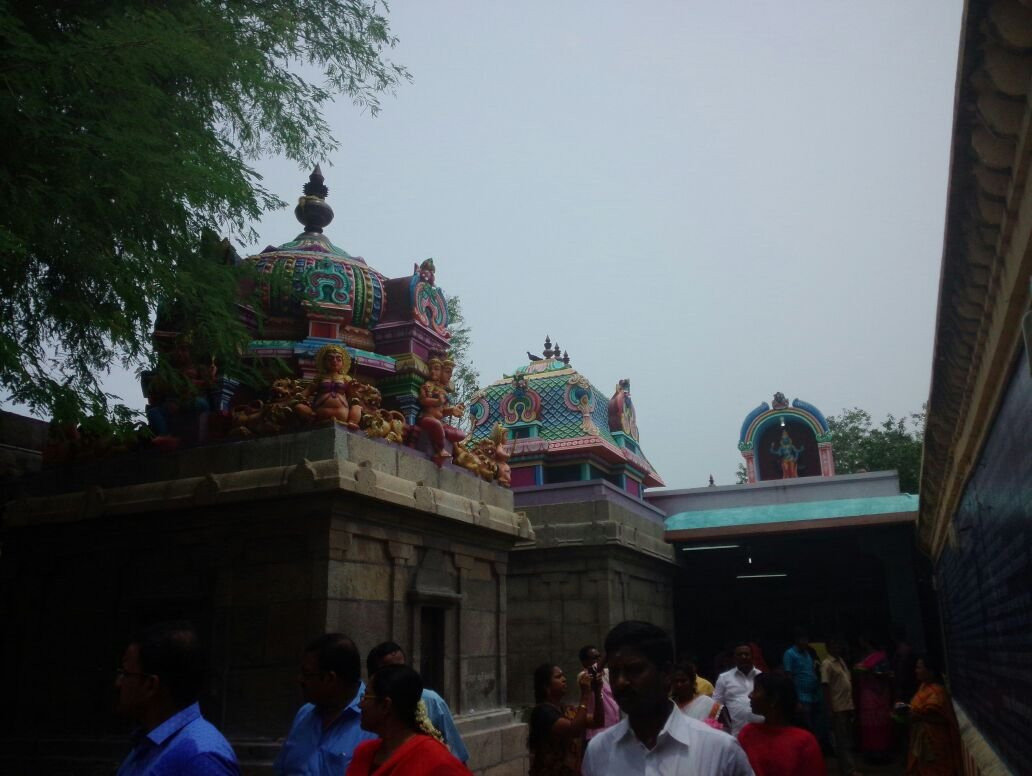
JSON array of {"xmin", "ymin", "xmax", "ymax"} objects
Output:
[{"xmin": 665, "ymin": 494, "xmax": 919, "ymax": 533}]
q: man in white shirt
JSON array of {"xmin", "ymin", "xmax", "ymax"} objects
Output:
[
  {"xmin": 582, "ymin": 621, "xmax": 754, "ymax": 776},
  {"xmin": 713, "ymin": 642, "xmax": 764, "ymax": 736}
]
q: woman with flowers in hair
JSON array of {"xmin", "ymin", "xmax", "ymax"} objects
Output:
[{"xmin": 348, "ymin": 665, "xmax": 470, "ymax": 775}]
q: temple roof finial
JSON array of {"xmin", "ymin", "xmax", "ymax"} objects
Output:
[
  {"xmin": 303, "ymin": 164, "xmax": 328, "ymax": 198},
  {"xmin": 294, "ymin": 164, "xmax": 334, "ymax": 233}
]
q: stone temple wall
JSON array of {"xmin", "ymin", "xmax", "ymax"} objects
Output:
[
  {"xmin": 506, "ymin": 481, "xmax": 677, "ymax": 709},
  {"xmin": 0, "ymin": 427, "xmax": 530, "ymax": 776}
]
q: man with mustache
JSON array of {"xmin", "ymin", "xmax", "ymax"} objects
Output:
[{"xmin": 582, "ymin": 621, "xmax": 754, "ymax": 776}]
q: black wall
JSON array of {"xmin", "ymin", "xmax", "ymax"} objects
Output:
[{"xmin": 936, "ymin": 350, "xmax": 1032, "ymax": 774}]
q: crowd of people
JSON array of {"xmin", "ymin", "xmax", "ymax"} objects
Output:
[
  {"xmin": 111, "ymin": 620, "xmax": 963, "ymax": 776},
  {"xmin": 527, "ymin": 623, "xmax": 964, "ymax": 776},
  {"xmin": 114, "ymin": 622, "xmax": 471, "ymax": 775}
]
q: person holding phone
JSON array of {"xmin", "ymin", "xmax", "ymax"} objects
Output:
[{"xmin": 577, "ymin": 645, "xmax": 620, "ymax": 740}]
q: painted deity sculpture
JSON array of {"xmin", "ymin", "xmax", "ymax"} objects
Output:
[
  {"xmin": 452, "ymin": 424, "xmax": 511, "ymax": 487},
  {"xmin": 229, "ymin": 377, "xmax": 308, "ymax": 438},
  {"xmin": 415, "ymin": 257, "xmax": 436, "ymax": 285},
  {"xmin": 607, "ymin": 378, "xmax": 639, "ymax": 440},
  {"xmin": 295, "ymin": 344, "xmax": 366, "ymax": 428},
  {"xmin": 417, "ymin": 356, "xmax": 466, "ymax": 465},
  {"xmin": 771, "ymin": 429, "xmax": 804, "ymax": 478},
  {"xmin": 489, "ymin": 424, "xmax": 511, "ymax": 487},
  {"xmin": 355, "ymin": 384, "xmax": 408, "ymax": 444}
]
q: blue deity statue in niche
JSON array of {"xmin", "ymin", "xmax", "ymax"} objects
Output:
[{"xmin": 770, "ymin": 429, "xmax": 804, "ymax": 478}]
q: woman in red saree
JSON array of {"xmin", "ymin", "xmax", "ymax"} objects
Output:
[
  {"xmin": 348, "ymin": 664, "xmax": 470, "ymax": 776},
  {"xmin": 854, "ymin": 636, "xmax": 893, "ymax": 759},
  {"xmin": 738, "ymin": 671, "xmax": 826, "ymax": 776},
  {"xmin": 902, "ymin": 658, "xmax": 962, "ymax": 776}
]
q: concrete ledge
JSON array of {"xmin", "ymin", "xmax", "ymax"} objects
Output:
[
  {"xmin": 5, "ymin": 434, "xmax": 532, "ymax": 542},
  {"xmin": 16, "ymin": 426, "xmax": 515, "ymax": 511},
  {"xmin": 514, "ymin": 495, "xmax": 675, "ymax": 563},
  {"xmin": 954, "ymin": 700, "xmax": 1014, "ymax": 776},
  {"xmin": 647, "ymin": 470, "xmax": 905, "ymax": 514},
  {"xmin": 456, "ymin": 708, "xmax": 528, "ymax": 776}
]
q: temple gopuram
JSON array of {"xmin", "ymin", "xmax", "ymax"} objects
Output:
[
  {"xmin": 237, "ymin": 166, "xmax": 451, "ymax": 424},
  {"xmin": 467, "ymin": 337, "xmax": 663, "ymax": 494},
  {"xmin": 474, "ymin": 344, "xmax": 676, "ymax": 707},
  {"xmin": 139, "ymin": 167, "xmax": 513, "ymax": 487}
]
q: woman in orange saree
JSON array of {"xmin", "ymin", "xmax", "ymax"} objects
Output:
[{"xmin": 903, "ymin": 658, "xmax": 962, "ymax": 776}]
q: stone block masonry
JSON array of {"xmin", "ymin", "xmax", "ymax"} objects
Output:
[{"xmin": 0, "ymin": 426, "xmax": 531, "ymax": 776}]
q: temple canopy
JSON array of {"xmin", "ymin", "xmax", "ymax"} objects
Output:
[{"xmin": 665, "ymin": 493, "xmax": 919, "ymax": 540}]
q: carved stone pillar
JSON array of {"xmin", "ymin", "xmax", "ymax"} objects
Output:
[
  {"xmin": 818, "ymin": 442, "xmax": 836, "ymax": 477},
  {"xmin": 492, "ymin": 559, "xmax": 508, "ymax": 708},
  {"xmin": 453, "ymin": 553, "xmax": 476, "ymax": 713},
  {"xmin": 742, "ymin": 450, "xmax": 757, "ymax": 483},
  {"xmin": 387, "ymin": 541, "xmax": 414, "ymax": 645}
]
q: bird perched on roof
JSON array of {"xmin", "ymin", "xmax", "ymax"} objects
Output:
[{"xmin": 527, "ymin": 351, "xmax": 542, "ymax": 362}]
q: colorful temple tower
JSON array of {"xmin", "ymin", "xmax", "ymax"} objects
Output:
[
  {"xmin": 468, "ymin": 338, "xmax": 663, "ymax": 495},
  {"xmin": 485, "ymin": 340, "xmax": 676, "ymax": 707},
  {"xmin": 143, "ymin": 167, "xmax": 508, "ymax": 481},
  {"xmin": 239, "ymin": 166, "xmax": 451, "ymax": 422},
  {"xmin": 737, "ymin": 392, "xmax": 835, "ymax": 483}
]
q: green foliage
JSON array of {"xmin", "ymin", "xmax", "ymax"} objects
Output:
[
  {"xmin": 446, "ymin": 295, "xmax": 480, "ymax": 409},
  {"xmin": 0, "ymin": 0, "xmax": 408, "ymax": 424},
  {"xmin": 827, "ymin": 406, "xmax": 925, "ymax": 493}
]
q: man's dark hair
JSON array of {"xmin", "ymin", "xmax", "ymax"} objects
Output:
[
  {"xmin": 603, "ymin": 621, "xmax": 674, "ymax": 670},
  {"xmin": 305, "ymin": 633, "xmax": 361, "ymax": 684},
  {"xmin": 578, "ymin": 645, "xmax": 597, "ymax": 664},
  {"xmin": 366, "ymin": 641, "xmax": 405, "ymax": 678},
  {"xmin": 133, "ymin": 620, "xmax": 204, "ymax": 709}
]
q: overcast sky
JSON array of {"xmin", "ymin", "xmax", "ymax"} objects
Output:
[{"xmin": 51, "ymin": 1, "xmax": 966, "ymax": 488}]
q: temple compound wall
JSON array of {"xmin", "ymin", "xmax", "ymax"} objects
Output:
[
  {"xmin": 932, "ymin": 351, "xmax": 1031, "ymax": 775},
  {"xmin": 0, "ymin": 427, "xmax": 530, "ymax": 776},
  {"xmin": 506, "ymin": 481, "xmax": 677, "ymax": 708},
  {"xmin": 918, "ymin": 1, "xmax": 1032, "ymax": 774}
]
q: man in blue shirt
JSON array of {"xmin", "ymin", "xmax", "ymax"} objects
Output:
[
  {"xmin": 115, "ymin": 621, "xmax": 239, "ymax": 776},
  {"xmin": 365, "ymin": 641, "xmax": 469, "ymax": 763},
  {"xmin": 275, "ymin": 633, "xmax": 376, "ymax": 775},
  {"xmin": 782, "ymin": 628, "xmax": 821, "ymax": 732}
]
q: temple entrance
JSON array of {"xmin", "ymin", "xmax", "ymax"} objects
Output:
[{"xmin": 671, "ymin": 524, "xmax": 923, "ymax": 678}]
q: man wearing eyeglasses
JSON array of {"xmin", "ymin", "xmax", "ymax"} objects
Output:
[
  {"xmin": 274, "ymin": 633, "xmax": 376, "ymax": 775},
  {"xmin": 115, "ymin": 621, "xmax": 239, "ymax": 775}
]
